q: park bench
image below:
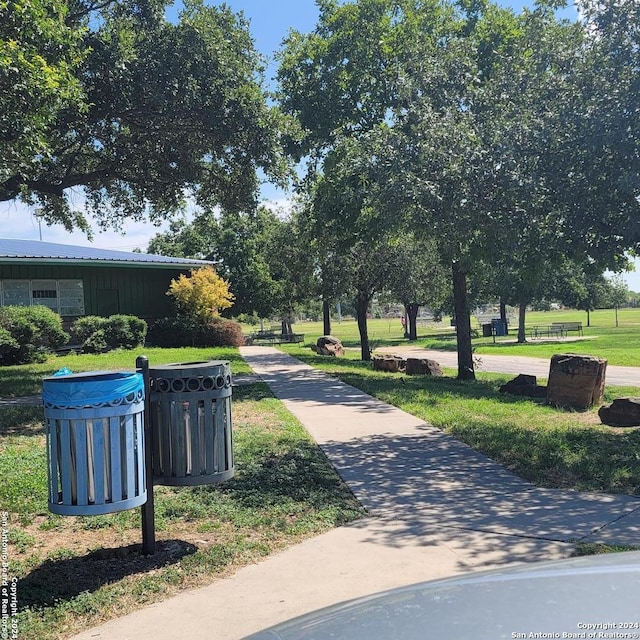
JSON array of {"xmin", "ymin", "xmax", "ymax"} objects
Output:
[
  {"xmin": 529, "ymin": 325, "xmax": 564, "ymax": 339},
  {"xmin": 247, "ymin": 330, "xmax": 305, "ymax": 346},
  {"xmin": 550, "ymin": 322, "xmax": 583, "ymax": 336}
]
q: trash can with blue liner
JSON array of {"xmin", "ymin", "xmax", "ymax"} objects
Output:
[
  {"xmin": 43, "ymin": 371, "xmax": 147, "ymax": 516},
  {"xmin": 148, "ymin": 361, "xmax": 234, "ymax": 486}
]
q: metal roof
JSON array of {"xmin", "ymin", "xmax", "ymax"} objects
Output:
[{"xmin": 0, "ymin": 239, "xmax": 214, "ymax": 268}]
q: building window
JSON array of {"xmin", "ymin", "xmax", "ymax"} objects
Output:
[{"xmin": 0, "ymin": 280, "xmax": 84, "ymax": 316}]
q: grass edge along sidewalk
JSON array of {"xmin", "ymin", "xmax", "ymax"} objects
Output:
[
  {"xmin": 1, "ymin": 376, "xmax": 364, "ymax": 640},
  {"xmin": 281, "ymin": 344, "xmax": 640, "ymax": 497}
]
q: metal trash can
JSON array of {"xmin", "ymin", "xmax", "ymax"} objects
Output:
[
  {"xmin": 43, "ymin": 371, "xmax": 147, "ymax": 516},
  {"xmin": 482, "ymin": 323, "xmax": 493, "ymax": 337},
  {"xmin": 492, "ymin": 319, "xmax": 507, "ymax": 337},
  {"xmin": 148, "ymin": 361, "xmax": 234, "ymax": 486}
]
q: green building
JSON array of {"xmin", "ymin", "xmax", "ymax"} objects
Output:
[{"xmin": 0, "ymin": 239, "xmax": 213, "ymax": 325}]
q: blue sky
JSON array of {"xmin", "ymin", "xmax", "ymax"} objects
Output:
[
  {"xmin": 222, "ymin": 0, "xmax": 577, "ymax": 81},
  {"xmin": 7, "ymin": 1, "xmax": 633, "ymax": 289}
]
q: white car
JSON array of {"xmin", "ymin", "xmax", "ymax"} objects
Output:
[{"xmin": 244, "ymin": 551, "xmax": 640, "ymax": 640}]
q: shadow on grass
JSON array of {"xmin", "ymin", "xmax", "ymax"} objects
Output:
[
  {"xmin": 232, "ymin": 381, "xmax": 277, "ymax": 402},
  {"xmin": 445, "ymin": 418, "xmax": 640, "ymax": 494},
  {"xmin": 18, "ymin": 539, "xmax": 197, "ymax": 611},
  {"xmin": 220, "ymin": 439, "xmax": 363, "ymax": 520},
  {"xmin": 0, "ymin": 368, "xmax": 47, "ymax": 398},
  {"xmin": 290, "ymin": 352, "xmax": 542, "ymax": 407},
  {"xmin": 0, "ymin": 346, "xmax": 252, "ymax": 398},
  {"xmin": 0, "ymin": 406, "xmax": 44, "ymax": 437},
  {"xmin": 338, "ymin": 371, "xmax": 528, "ymax": 405}
]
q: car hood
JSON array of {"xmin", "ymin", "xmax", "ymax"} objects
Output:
[{"xmin": 244, "ymin": 551, "xmax": 640, "ymax": 640}]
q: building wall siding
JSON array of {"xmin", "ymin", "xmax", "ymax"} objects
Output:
[{"xmin": 0, "ymin": 264, "xmax": 187, "ymax": 320}]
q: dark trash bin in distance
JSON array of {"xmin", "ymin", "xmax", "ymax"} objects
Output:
[
  {"xmin": 43, "ymin": 371, "xmax": 147, "ymax": 516},
  {"xmin": 491, "ymin": 319, "xmax": 507, "ymax": 337},
  {"xmin": 482, "ymin": 323, "xmax": 493, "ymax": 337},
  {"xmin": 148, "ymin": 361, "xmax": 234, "ymax": 486}
]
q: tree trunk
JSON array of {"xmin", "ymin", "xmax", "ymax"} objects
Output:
[
  {"xmin": 356, "ymin": 294, "xmax": 371, "ymax": 361},
  {"xmin": 500, "ymin": 298, "xmax": 508, "ymax": 335},
  {"xmin": 323, "ymin": 299, "xmax": 331, "ymax": 336},
  {"xmin": 402, "ymin": 305, "xmax": 409, "ymax": 338},
  {"xmin": 407, "ymin": 303, "xmax": 419, "ymax": 341},
  {"xmin": 281, "ymin": 318, "xmax": 293, "ymax": 336},
  {"xmin": 517, "ymin": 300, "xmax": 527, "ymax": 343},
  {"xmin": 452, "ymin": 263, "xmax": 475, "ymax": 380},
  {"xmin": 587, "ymin": 309, "xmax": 591, "ymax": 327}
]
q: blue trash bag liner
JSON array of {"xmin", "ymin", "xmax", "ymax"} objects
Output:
[
  {"xmin": 42, "ymin": 371, "xmax": 144, "ymax": 408},
  {"xmin": 53, "ymin": 367, "xmax": 73, "ymax": 377}
]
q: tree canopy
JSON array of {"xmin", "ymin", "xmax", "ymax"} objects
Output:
[
  {"xmin": 1, "ymin": 0, "xmax": 289, "ymax": 232},
  {"xmin": 276, "ymin": 0, "xmax": 640, "ymax": 373}
]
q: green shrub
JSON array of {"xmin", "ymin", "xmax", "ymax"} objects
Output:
[
  {"xmin": 82, "ymin": 329, "xmax": 109, "ymax": 354},
  {"xmin": 146, "ymin": 317, "xmax": 199, "ymax": 347},
  {"xmin": 235, "ymin": 312, "xmax": 260, "ymax": 326},
  {"xmin": 0, "ymin": 306, "xmax": 69, "ymax": 365},
  {"xmin": 0, "ymin": 327, "xmax": 20, "ymax": 363},
  {"xmin": 103, "ymin": 315, "xmax": 147, "ymax": 349},
  {"xmin": 147, "ymin": 317, "xmax": 244, "ymax": 347},
  {"xmin": 75, "ymin": 315, "xmax": 147, "ymax": 353},
  {"xmin": 71, "ymin": 316, "xmax": 107, "ymax": 343},
  {"xmin": 22, "ymin": 305, "xmax": 69, "ymax": 348}
]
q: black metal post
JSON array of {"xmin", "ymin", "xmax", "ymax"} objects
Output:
[{"xmin": 136, "ymin": 355, "xmax": 156, "ymax": 555}]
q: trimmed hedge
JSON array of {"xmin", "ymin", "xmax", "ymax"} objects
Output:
[
  {"xmin": 147, "ymin": 316, "xmax": 245, "ymax": 348},
  {"xmin": 70, "ymin": 316, "xmax": 106, "ymax": 343},
  {"xmin": 0, "ymin": 306, "xmax": 69, "ymax": 365},
  {"xmin": 70, "ymin": 315, "xmax": 147, "ymax": 353}
]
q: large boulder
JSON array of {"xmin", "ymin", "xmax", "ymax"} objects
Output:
[
  {"xmin": 599, "ymin": 398, "xmax": 640, "ymax": 427},
  {"xmin": 546, "ymin": 353, "xmax": 607, "ymax": 410},
  {"xmin": 372, "ymin": 354, "xmax": 406, "ymax": 373},
  {"xmin": 405, "ymin": 358, "xmax": 443, "ymax": 377},
  {"xmin": 499, "ymin": 374, "xmax": 547, "ymax": 398},
  {"xmin": 312, "ymin": 335, "xmax": 345, "ymax": 357}
]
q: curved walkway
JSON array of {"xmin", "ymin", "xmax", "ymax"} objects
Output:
[{"xmin": 71, "ymin": 347, "xmax": 640, "ymax": 640}]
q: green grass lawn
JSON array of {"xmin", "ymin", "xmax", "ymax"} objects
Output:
[
  {"xmin": 0, "ymin": 347, "xmax": 252, "ymax": 398},
  {"xmin": 1, "ymin": 348, "xmax": 364, "ymax": 640},
  {"xmin": 275, "ymin": 307, "xmax": 640, "ymax": 366}
]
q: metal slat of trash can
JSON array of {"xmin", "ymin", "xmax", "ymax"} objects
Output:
[
  {"xmin": 43, "ymin": 371, "xmax": 147, "ymax": 516},
  {"xmin": 149, "ymin": 361, "xmax": 234, "ymax": 486}
]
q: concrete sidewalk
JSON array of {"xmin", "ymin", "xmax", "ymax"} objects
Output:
[{"xmin": 71, "ymin": 347, "xmax": 640, "ymax": 640}]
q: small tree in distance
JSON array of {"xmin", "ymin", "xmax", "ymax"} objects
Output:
[{"xmin": 168, "ymin": 267, "xmax": 235, "ymax": 321}]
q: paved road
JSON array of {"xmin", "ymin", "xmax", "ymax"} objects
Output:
[{"xmin": 377, "ymin": 346, "xmax": 640, "ymax": 387}]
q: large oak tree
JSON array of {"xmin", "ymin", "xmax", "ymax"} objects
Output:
[{"xmin": 1, "ymin": 0, "xmax": 289, "ymax": 232}]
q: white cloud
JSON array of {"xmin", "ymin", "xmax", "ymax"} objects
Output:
[{"xmin": 0, "ymin": 200, "xmax": 174, "ymax": 253}]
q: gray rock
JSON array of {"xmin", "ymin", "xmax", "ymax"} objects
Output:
[{"xmin": 312, "ymin": 335, "xmax": 345, "ymax": 357}]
